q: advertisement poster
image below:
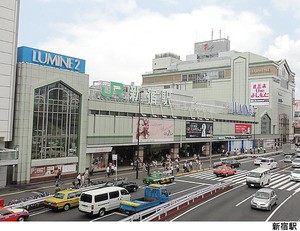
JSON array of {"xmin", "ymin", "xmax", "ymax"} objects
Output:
[
  {"xmin": 294, "ymin": 118, "xmax": 300, "ymax": 129},
  {"xmin": 132, "ymin": 118, "xmax": 174, "ymax": 143},
  {"xmin": 295, "ymin": 100, "xmax": 300, "ymax": 113},
  {"xmin": 186, "ymin": 121, "xmax": 213, "ymax": 138},
  {"xmin": 235, "ymin": 124, "xmax": 252, "ymax": 134},
  {"xmin": 30, "ymin": 164, "xmax": 77, "ymax": 179},
  {"xmin": 250, "ymin": 81, "xmax": 269, "ymax": 105}
]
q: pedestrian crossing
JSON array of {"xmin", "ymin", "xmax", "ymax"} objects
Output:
[{"xmin": 184, "ymin": 169, "xmax": 300, "ymax": 192}]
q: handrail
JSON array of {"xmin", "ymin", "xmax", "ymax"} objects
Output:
[
  {"xmin": 4, "ymin": 182, "xmax": 112, "ymax": 210},
  {"xmin": 120, "ymin": 181, "xmax": 232, "ymax": 222}
]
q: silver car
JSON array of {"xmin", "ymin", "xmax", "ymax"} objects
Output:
[
  {"xmin": 284, "ymin": 155, "xmax": 293, "ymax": 163},
  {"xmin": 250, "ymin": 188, "xmax": 278, "ymax": 211},
  {"xmin": 292, "ymin": 158, "xmax": 300, "ymax": 168},
  {"xmin": 290, "ymin": 169, "xmax": 300, "ymax": 181}
]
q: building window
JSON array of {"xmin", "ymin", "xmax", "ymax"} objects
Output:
[
  {"xmin": 32, "ymin": 82, "xmax": 80, "ymax": 159},
  {"xmin": 261, "ymin": 113, "xmax": 271, "ymax": 135}
]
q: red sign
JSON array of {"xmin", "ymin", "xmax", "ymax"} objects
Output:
[{"xmin": 235, "ymin": 124, "xmax": 252, "ymax": 134}]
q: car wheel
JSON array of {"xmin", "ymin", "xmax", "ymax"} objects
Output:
[
  {"xmin": 18, "ymin": 216, "xmax": 25, "ymax": 222},
  {"xmin": 133, "ymin": 186, "xmax": 137, "ymax": 192},
  {"xmin": 268, "ymin": 204, "xmax": 272, "ymax": 211},
  {"xmin": 63, "ymin": 203, "xmax": 70, "ymax": 211},
  {"xmin": 170, "ymin": 178, "xmax": 174, "ymax": 183},
  {"xmin": 99, "ymin": 208, "xmax": 105, "ymax": 217},
  {"xmin": 225, "ymin": 173, "xmax": 228, "ymax": 177}
]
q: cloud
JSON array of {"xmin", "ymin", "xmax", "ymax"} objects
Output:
[
  {"xmin": 271, "ymin": 0, "xmax": 300, "ymax": 17},
  {"xmin": 264, "ymin": 35, "xmax": 300, "ymax": 98},
  {"xmin": 35, "ymin": 3, "xmax": 273, "ymax": 87}
]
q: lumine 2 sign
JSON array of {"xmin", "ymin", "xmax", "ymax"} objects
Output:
[{"xmin": 17, "ymin": 46, "xmax": 86, "ymax": 73}]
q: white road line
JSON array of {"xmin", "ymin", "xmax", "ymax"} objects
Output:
[
  {"xmin": 30, "ymin": 208, "xmax": 52, "ymax": 216},
  {"xmin": 175, "ymin": 179, "xmax": 211, "ymax": 186},
  {"xmin": 170, "ymin": 184, "xmax": 245, "ymax": 221},
  {"xmin": 278, "ymin": 181, "xmax": 295, "ymax": 190},
  {"xmin": 270, "ymin": 178, "xmax": 291, "ymax": 189},
  {"xmin": 286, "ymin": 182, "xmax": 300, "ymax": 191},
  {"xmin": 235, "ymin": 194, "xmax": 253, "ymax": 207},
  {"xmin": 268, "ymin": 175, "xmax": 290, "ymax": 186}
]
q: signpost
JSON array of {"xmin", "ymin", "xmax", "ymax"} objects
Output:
[{"xmin": 112, "ymin": 154, "xmax": 118, "ymax": 180}]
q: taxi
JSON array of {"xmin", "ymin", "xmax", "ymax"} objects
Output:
[
  {"xmin": 0, "ymin": 207, "xmax": 29, "ymax": 221},
  {"xmin": 44, "ymin": 189, "xmax": 81, "ymax": 211},
  {"xmin": 213, "ymin": 165, "xmax": 236, "ymax": 177},
  {"xmin": 143, "ymin": 171, "xmax": 175, "ymax": 185}
]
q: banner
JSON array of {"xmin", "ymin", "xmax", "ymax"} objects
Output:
[
  {"xmin": 235, "ymin": 124, "xmax": 252, "ymax": 135},
  {"xmin": 295, "ymin": 100, "xmax": 300, "ymax": 113},
  {"xmin": 30, "ymin": 164, "xmax": 77, "ymax": 179},
  {"xmin": 250, "ymin": 81, "xmax": 269, "ymax": 105},
  {"xmin": 132, "ymin": 118, "xmax": 174, "ymax": 143},
  {"xmin": 186, "ymin": 121, "xmax": 213, "ymax": 138}
]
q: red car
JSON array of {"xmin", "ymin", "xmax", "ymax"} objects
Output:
[
  {"xmin": 0, "ymin": 207, "xmax": 29, "ymax": 221},
  {"xmin": 213, "ymin": 165, "xmax": 236, "ymax": 177}
]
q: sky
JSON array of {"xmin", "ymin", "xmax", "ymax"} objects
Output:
[{"xmin": 18, "ymin": 0, "xmax": 300, "ymax": 99}]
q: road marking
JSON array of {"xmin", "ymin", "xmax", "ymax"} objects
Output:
[
  {"xmin": 235, "ymin": 194, "xmax": 253, "ymax": 207},
  {"xmin": 175, "ymin": 179, "xmax": 211, "ymax": 186},
  {"xmin": 30, "ymin": 208, "xmax": 52, "ymax": 216},
  {"xmin": 265, "ymin": 190, "xmax": 299, "ymax": 222},
  {"xmin": 170, "ymin": 184, "xmax": 244, "ymax": 221}
]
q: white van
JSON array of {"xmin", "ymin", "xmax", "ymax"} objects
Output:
[
  {"xmin": 246, "ymin": 167, "xmax": 271, "ymax": 188},
  {"xmin": 78, "ymin": 186, "xmax": 131, "ymax": 216}
]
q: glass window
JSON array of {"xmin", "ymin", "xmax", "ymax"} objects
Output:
[
  {"xmin": 31, "ymin": 82, "xmax": 80, "ymax": 159},
  {"xmin": 109, "ymin": 191, "xmax": 119, "ymax": 199},
  {"xmin": 120, "ymin": 189, "xmax": 129, "ymax": 195},
  {"xmin": 95, "ymin": 193, "xmax": 108, "ymax": 202}
]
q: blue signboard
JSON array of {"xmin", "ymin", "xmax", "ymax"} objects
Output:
[{"xmin": 17, "ymin": 46, "xmax": 86, "ymax": 73}]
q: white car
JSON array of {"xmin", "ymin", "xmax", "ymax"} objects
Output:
[
  {"xmin": 290, "ymin": 169, "xmax": 300, "ymax": 181},
  {"xmin": 260, "ymin": 158, "xmax": 277, "ymax": 169},
  {"xmin": 284, "ymin": 155, "xmax": 293, "ymax": 163},
  {"xmin": 292, "ymin": 158, "xmax": 300, "ymax": 168},
  {"xmin": 254, "ymin": 157, "xmax": 262, "ymax": 165}
]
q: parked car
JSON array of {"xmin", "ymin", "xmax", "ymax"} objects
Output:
[
  {"xmin": 254, "ymin": 157, "xmax": 263, "ymax": 165},
  {"xmin": 292, "ymin": 158, "xmax": 300, "ymax": 168},
  {"xmin": 260, "ymin": 158, "xmax": 277, "ymax": 169},
  {"xmin": 250, "ymin": 188, "xmax": 278, "ymax": 211},
  {"xmin": 294, "ymin": 153, "xmax": 300, "ymax": 158},
  {"xmin": 290, "ymin": 169, "xmax": 300, "ymax": 181},
  {"xmin": 223, "ymin": 159, "xmax": 241, "ymax": 168},
  {"xmin": 0, "ymin": 207, "xmax": 29, "ymax": 221},
  {"xmin": 284, "ymin": 155, "xmax": 293, "ymax": 163},
  {"xmin": 113, "ymin": 178, "xmax": 139, "ymax": 193},
  {"xmin": 213, "ymin": 165, "xmax": 236, "ymax": 177},
  {"xmin": 44, "ymin": 189, "xmax": 81, "ymax": 211},
  {"xmin": 143, "ymin": 171, "xmax": 175, "ymax": 185}
]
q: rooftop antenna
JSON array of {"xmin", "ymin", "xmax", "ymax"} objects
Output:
[
  {"xmin": 211, "ymin": 28, "xmax": 214, "ymax": 40},
  {"xmin": 219, "ymin": 30, "xmax": 221, "ymax": 39}
]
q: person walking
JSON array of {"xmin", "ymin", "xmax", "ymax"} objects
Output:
[
  {"xmin": 76, "ymin": 173, "xmax": 81, "ymax": 186},
  {"xmin": 55, "ymin": 169, "xmax": 62, "ymax": 185},
  {"xmin": 106, "ymin": 166, "xmax": 110, "ymax": 178}
]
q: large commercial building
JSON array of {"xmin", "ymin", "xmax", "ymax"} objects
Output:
[
  {"xmin": 142, "ymin": 38, "xmax": 295, "ymax": 150},
  {"xmin": 0, "ymin": 2, "xmax": 296, "ymax": 186},
  {"xmin": 0, "ymin": 0, "xmax": 20, "ymax": 186}
]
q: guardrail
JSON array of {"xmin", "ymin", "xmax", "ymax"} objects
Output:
[
  {"xmin": 4, "ymin": 181, "xmax": 113, "ymax": 210},
  {"xmin": 120, "ymin": 181, "xmax": 232, "ymax": 222}
]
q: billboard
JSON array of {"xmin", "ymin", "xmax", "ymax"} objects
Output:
[
  {"xmin": 294, "ymin": 118, "xmax": 300, "ymax": 129},
  {"xmin": 295, "ymin": 100, "xmax": 300, "ymax": 113},
  {"xmin": 30, "ymin": 164, "xmax": 77, "ymax": 179},
  {"xmin": 132, "ymin": 118, "xmax": 174, "ymax": 143},
  {"xmin": 250, "ymin": 81, "xmax": 270, "ymax": 105},
  {"xmin": 235, "ymin": 124, "xmax": 252, "ymax": 135},
  {"xmin": 186, "ymin": 121, "xmax": 213, "ymax": 138}
]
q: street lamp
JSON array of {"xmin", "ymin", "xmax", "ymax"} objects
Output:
[
  {"xmin": 136, "ymin": 89, "xmax": 144, "ymax": 179},
  {"xmin": 252, "ymin": 107, "xmax": 257, "ymax": 155}
]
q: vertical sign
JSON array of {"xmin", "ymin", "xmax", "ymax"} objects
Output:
[{"xmin": 250, "ymin": 81, "xmax": 269, "ymax": 105}]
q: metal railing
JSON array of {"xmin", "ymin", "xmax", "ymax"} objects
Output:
[
  {"xmin": 120, "ymin": 181, "xmax": 232, "ymax": 222},
  {"xmin": 4, "ymin": 181, "xmax": 114, "ymax": 210}
]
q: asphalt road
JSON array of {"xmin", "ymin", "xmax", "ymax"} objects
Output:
[{"xmin": 2, "ymin": 151, "xmax": 298, "ymax": 223}]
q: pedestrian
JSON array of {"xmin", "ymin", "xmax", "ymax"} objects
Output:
[
  {"xmin": 199, "ymin": 160, "xmax": 203, "ymax": 170},
  {"xmin": 55, "ymin": 169, "xmax": 62, "ymax": 185},
  {"xmin": 76, "ymin": 173, "xmax": 81, "ymax": 186},
  {"xmin": 146, "ymin": 162, "xmax": 151, "ymax": 176},
  {"xmin": 189, "ymin": 160, "xmax": 193, "ymax": 171},
  {"xmin": 81, "ymin": 173, "xmax": 85, "ymax": 186},
  {"xmin": 176, "ymin": 163, "xmax": 179, "ymax": 173},
  {"xmin": 106, "ymin": 166, "xmax": 110, "ymax": 178},
  {"xmin": 170, "ymin": 164, "xmax": 174, "ymax": 175}
]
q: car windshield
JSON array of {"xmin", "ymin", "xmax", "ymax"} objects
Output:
[
  {"xmin": 254, "ymin": 191, "xmax": 270, "ymax": 199},
  {"xmin": 260, "ymin": 159, "xmax": 269, "ymax": 163},
  {"xmin": 248, "ymin": 172, "xmax": 260, "ymax": 177},
  {"xmin": 0, "ymin": 209, "xmax": 12, "ymax": 216},
  {"xmin": 292, "ymin": 169, "xmax": 300, "ymax": 174},
  {"xmin": 53, "ymin": 193, "xmax": 65, "ymax": 199}
]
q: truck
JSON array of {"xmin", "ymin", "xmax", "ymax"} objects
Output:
[
  {"xmin": 120, "ymin": 184, "xmax": 169, "ymax": 214},
  {"xmin": 283, "ymin": 143, "xmax": 296, "ymax": 155}
]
